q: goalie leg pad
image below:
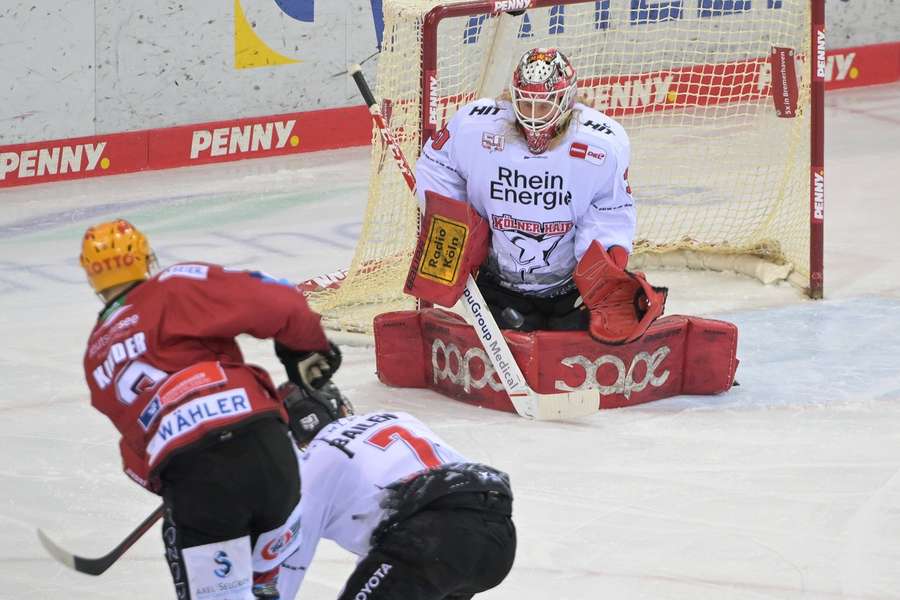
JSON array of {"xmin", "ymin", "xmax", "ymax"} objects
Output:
[
  {"xmin": 574, "ymin": 241, "xmax": 668, "ymax": 344},
  {"xmin": 405, "ymin": 190, "xmax": 489, "ymax": 308},
  {"xmin": 374, "ymin": 308, "xmax": 738, "ymax": 414}
]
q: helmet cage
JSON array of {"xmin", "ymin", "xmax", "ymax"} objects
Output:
[{"xmin": 510, "ymin": 48, "xmax": 577, "ymax": 153}]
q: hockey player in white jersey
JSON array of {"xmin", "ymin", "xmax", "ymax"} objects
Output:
[
  {"xmin": 412, "ymin": 47, "xmax": 666, "ymax": 344},
  {"xmin": 274, "ymin": 382, "xmax": 516, "ymax": 600}
]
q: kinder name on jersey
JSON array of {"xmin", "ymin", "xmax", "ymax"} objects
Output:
[
  {"xmin": 146, "ymin": 388, "xmax": 251, "ymax": 464},
  {"xmin": 0, "ymin": 143, "xmax": 106, "ymax": 181},
  {"xmin": 190, "ymin": 120, "xmax": 297, "ymax": 159},
  {"xmin": 92, "ymin": 331, "xmax": 148, "ymax": 389}
]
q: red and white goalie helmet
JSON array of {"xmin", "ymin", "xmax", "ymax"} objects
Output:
[{"xmin": 510, "ymin": 48, "xmax": 578, "ymax": 154}]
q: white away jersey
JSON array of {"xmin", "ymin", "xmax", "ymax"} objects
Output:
[
  {"xmin": 415, "ymin": 99, "xmax": 635, "ymax": 296},
  {"xmin": 276, "ymin": 411, "xmax": 468, "ymax": 599}
]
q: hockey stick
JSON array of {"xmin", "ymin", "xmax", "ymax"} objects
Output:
[
  {"xmin": 348, "ymin": 64, "xmax": 597, "ymax": 420},
  {"xmin": 37, "ymin": 504, "xmax": 164, "ymax": 575}
]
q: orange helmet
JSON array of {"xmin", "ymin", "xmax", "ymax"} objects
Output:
[{"xmin": 80, "ymin": 219, "xmax": 155, "ymax": 293}]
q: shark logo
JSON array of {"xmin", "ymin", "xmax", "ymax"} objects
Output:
[{"xmin": 507, "ymin": 232, "xmax": 563, "ymax": 272}]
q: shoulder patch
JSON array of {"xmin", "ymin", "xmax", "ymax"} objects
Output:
[
  {"xmin": 158, "ymin": 264, "xmax": 209, "ymax": 282},
  {"xmin": 466, "ymin": 104, "xmax": 503, "ymax": 117},
  {"xmin": 569, "ymin": 142, "xmax": 608, "ymax": 166},
  {"xmin": 579, "ymin": 119, "xmax": 616, "ymax": 136}
]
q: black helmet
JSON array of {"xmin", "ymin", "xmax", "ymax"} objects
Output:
[{"xmin": 278, "ymin": 381, "xmax": 354, "ymax": 446}]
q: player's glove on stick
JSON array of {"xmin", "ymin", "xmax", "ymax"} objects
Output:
[
  {"xmin": 574, "ymin": 241, "xmax": 668, "ymax": 344},
  {"xmin": 274, "ymin": 340, "xmax": 342, "ymax": 390},
  {"xmin": 405, "ymin": 190, "xmax": 489, "ymax": 307}
]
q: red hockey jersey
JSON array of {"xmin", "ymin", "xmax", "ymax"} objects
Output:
[{"xmin": 83, "ymin": 263, "xmax": 330, "ymax": 492}]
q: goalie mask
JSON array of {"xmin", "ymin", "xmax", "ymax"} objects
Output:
[
  {"xmin": 278, "ymin": 381, "xmax": 354, "ymax": 446},
  {"xmin": 80, "ymin": 219, "xmax": 157, "ymax": 295},
  {"xmin": 510, "ymin": 48, "xmax": 578, "ymax": 154}
]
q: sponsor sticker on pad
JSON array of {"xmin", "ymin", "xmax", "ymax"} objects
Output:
[{"xmin": 418, "ymin": 216, "xmax": 468, "ymax": 285}]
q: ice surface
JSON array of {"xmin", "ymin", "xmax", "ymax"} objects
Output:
[{"xmin": 1, "ymin": 83, "xmax": 899, "ymax": 599}]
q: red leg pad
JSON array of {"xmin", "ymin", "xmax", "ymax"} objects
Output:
[{"xmin": 374, "ymin": 309, "xmax": 739, "ymax": 414}]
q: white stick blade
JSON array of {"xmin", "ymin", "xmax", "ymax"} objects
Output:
[
  {"xmin": 37, "ymin": 529, "xmax": 76, "ymax": 569},
  {"xmin": 533, "ymin": 390, "xmax": 599, "ymax": 420}
]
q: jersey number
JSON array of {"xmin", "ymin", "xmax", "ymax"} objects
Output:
[
  {"xmin": 116, "ymin": 360, "xmax": 167, "ymax": 405},
  {"xmin": 366, "ymin": 425, "xmax": 443, "ymax": 468},
  {"xmin": 431, "ymin": 126, "xmax": 450, "ymax": 151}
]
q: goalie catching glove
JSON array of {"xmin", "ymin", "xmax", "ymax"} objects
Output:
[
  {"xmin": 574, "ymin": 241, "xmax": 668, "ymax": 344},
  {"xmin": 274, "ymin": 340, "xmax": 342, "ymax": 390}
]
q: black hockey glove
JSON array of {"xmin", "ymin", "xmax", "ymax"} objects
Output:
[
  {"xmin": 277, "ymin": 380, "xmax": 354, "ymax": 446},
  {"xmin": 274, "ymin": 340, "xmax": 342, "ymax": 390}
]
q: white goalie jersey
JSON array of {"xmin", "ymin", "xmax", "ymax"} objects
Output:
[
  {"xmin": 415, "ymin": 98, "xmax": 636, "ymax": 297},
  {"xmin": 276, "ymin": 411, "xmax": 468, "ymax": 600}
]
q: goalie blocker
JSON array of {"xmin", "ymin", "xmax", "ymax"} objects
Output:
[
  {"xmin": 374, "ymin": 308, "xmax": 738, "ymax": 413},
  {"xmin": 405, "ymin": 190, "xmax": 489, "ymax": 307}
]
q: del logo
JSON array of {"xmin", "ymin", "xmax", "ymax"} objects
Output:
[
  {"xmin": 190, "ymin": 120, "xmax": 298, "ymax": 159},
  {"xmin": 261, "ymin": 517, "xmax": 302, "ymax": 560},
  {"xmin": 1, "ymin": 142, "xmax": 108, "ymax": 181},
  {"xmin": 569, "ymin": 142, "xmax": 607, "ymax": 165}
]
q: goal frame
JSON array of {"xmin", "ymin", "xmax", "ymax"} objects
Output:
[{"xmin": 418, "ymin": 0, "xmax": 825, "ymax": 298}]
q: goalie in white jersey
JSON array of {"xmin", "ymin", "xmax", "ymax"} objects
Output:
[
  {"xmin": 413, "ymin": 48, "xmax": 666, "ymax": 344},
  {"xmin": 274, "ymin": 382, "xmax": 516, "ymax": 600}
]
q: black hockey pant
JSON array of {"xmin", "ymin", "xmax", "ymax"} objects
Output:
[
  {"xmin": 338, "ymin": 492, "xmax": 516, "ymax": 600},
  {"xmin": 158, "ymin": 416, "xmax": 300, "ymax": 599},
  {"xmin": 477, "ymin": 273, "xmax": 589, "ymax": 332}
]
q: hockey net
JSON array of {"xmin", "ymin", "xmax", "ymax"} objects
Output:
[{"xmin": 307, "ymin": 0, "xmax": 824, "ymax": 336}]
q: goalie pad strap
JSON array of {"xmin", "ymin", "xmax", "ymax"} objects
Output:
[
  {"xmin": 405, "ymin": 191, "xmax": 489, "ymax": 308},
  {"xmin": 574, "ymin": 241, "xmax": 668, "ymax": 345}
]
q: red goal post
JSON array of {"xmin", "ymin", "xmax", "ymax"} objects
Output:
[{"xmin": 307, "ymin": 0, "xmax": 825, "ymax": 336}]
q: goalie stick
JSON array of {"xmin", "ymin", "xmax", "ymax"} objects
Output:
[
  {"xmin": 348, "ymin": 64, "xmax": 598, "ymax": 420},
  {"xmin": 37, "ymin": 504, "xmax": 164, "ymax": 575}
]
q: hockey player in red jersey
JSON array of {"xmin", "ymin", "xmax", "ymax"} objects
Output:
[
  {"xmin": 80, "ymin": 219, "xmax": 342, "ymax": 599},
  {"xmin": 412, "ymin": 47, "xmax": 666, "ymax": 344},
  {"xmin": 274, "ymin": 382, "xmax": 516, "ymax": 600}
]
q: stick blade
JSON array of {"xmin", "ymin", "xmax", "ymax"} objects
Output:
[
  {"xmin": 37, "ymin": 528, "xmax": 76, "ymax": 570},
  {"xmin": 533, "ymin": 389, "xmax": 599, "ymax": 420},
  {"xmin": 37, "ymin": 528, "xmax": 115, "ymax": 575}
]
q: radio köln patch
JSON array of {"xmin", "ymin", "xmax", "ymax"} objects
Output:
[
  {"xmin": 419, "ymin": 216, "xmax": 468, "ymax": 284},
  {"xmin": 481, "ymin": 132, "xmax": 505, "ymax": 152},
  {"xmin": 569, "ymin": 142, "xmax": 607, "ymax": 165}
]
